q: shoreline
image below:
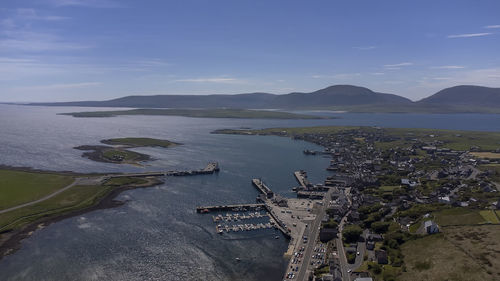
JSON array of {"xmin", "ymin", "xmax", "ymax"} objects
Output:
[{"xmin": 0, "ymin": 177, "xmax": 163, "ymax": 261}]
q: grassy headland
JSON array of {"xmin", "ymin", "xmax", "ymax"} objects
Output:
[
  {"xmin": 0, "ymin": 170, "xmax": 74, "ymax": 210},
  {"xmin": 0, "ymin": 169, "xmax": 162, "ymax": 258},
  {"xmin": 60, "ymin": 108, "xmax": 333, "ymax": 119}
]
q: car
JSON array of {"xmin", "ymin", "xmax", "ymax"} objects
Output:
[
  {"xmin": 347, "ymin": 269, "xmax": 352, "ymax": 273},
  {"xmin": 356, "ymin": 251, "xmax": 360, "ymax": 255}
]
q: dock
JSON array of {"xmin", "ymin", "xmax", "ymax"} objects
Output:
[
  {"xmin": 294, "ymin": 170, "xmax": 311, "ymax": 189},
  {"xmin": 252, "ymin": 178, "xmax": 274, "ymax": 198},
  {"xmin": 196, "ymin": 203, "xmax": 265, "ymax": 213}
]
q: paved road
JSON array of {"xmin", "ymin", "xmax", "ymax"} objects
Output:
[
  {"xmin": 336, "ymin": 213, "xmax": 351, "ymax": 281},
  {"xmin": 349, "ymin": 231, "xmax": 368, "ymax": 271},
  {"xmin": 0, "ymin": 178, "xmax": 81, "ymax": 214},
  {"xmin": 296, "ymin": 188, "xmax": 333, "ymax": 281}
]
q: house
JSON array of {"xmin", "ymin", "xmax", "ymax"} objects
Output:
[
  {"xmin": 366, "ymin": 241, "xmax": 375, "ymax": 250},
  {"xmin": 366, "ymin": 233, "xmax": 383, "ymax": 242},
  {"xmin": 424, "ymin": 220, "xmax": 439, "ymax": 234},
  {"xmin": 438, "ymin": 196, "xmax": 451, "ymax": 204},
  {"xmin": 375, "ymin": 250, "xmax": 388, "ymax": 264}
]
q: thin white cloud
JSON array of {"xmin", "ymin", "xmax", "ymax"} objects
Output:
[
  {"xmin": 353, "ymin": 46, "xmax": 376, "ymax": 50},
  {"xmin": 16, "ymin": 8, "xmax": 69, "ymax": 21},
  {"xmin": 48, "ymin": 0, "xmax": 121, "ymax": 8},
  {"xmin": 173, "ymin": 77, "xmax": 243, "ymax": 84},
  {"xmin": 484, "ymin": 25, "xmax": 500, "ymax": 29},
  {"xmin": 370, "ymin": 72, "xmax": 385, "ymax": 75},
  {"xmin": 311, "ymin": 73, "xmax": 361, "ymax": 79},
  {"xmin": 431, "ymin": 77, "xmax": 451, "ymax": 80},
  {"xmin": 384, "ymin": 62, "xmax": 413, "ymax": 68},
  {"xmin": 15, "ymin": 82, "xmax": 102, "ymax": 91},
  {"xmin": 430, "ymin": 65, "xmax": 465, "ymax": 69},
  {"xmin": 0, "ymin": 31, "xmax": 91, "ymax": 51},
  {"xmin": 447, "ymin": 33, "xmax": 492, "ymax": 38}
]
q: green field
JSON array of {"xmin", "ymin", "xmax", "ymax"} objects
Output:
[
  {"xmin": 104, "ymin": 177, "xmax": 148, "ymax": 186},
  {"xmin": 479, "ymin": 210, "xmax": 500, "ymax": 224},
  {"xmin": 399, "ymin": 232, "xmax": 493, "ymax": 281},
  {"xmin": 101, "ymin": 137, "xmax": 178, "ymax": 148},
  {"xmin": 0, "ymin": 170, "xmax": 74, "ymax": 210},
  {"xmin": 61, "ymin": 108, "xmax": 332, "ymax": 119},
  {"xmin": 433, "ymin": 208, "xmax": 486, "ymax": 226}
]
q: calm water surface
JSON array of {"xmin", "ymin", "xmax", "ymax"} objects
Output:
[{"xmin": 0, "ymin": 104, "xmax": 499, "ymax": 281}]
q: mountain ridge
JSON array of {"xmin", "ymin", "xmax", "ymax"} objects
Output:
[{"xmin": 27, "ymin": 84, "xmax": 500, "ymax": 113}]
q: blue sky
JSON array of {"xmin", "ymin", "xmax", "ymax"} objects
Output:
[{"xmin": 1, "ymin": 0, "xmax": 499, "ymax": 102}]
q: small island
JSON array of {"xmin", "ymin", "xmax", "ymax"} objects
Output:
[
  {"xmin": 75, "ymin": 137, "xmax": 180, "ymax": 164},
  {"xmin": 101, "ymin": 137, "xmax": 179, "ymax": 148},
  {"xmin": 59, "ymin": 108, "xmax": 333, "ymax": 119}
]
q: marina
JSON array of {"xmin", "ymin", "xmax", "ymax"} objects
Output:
[
  {"xmin": 215, "ymin": 222, "xmax": 275, "ymax": 234},
  {"xmin": 212, "ymin": 212, "xmax": 269, "ymax": 222}
]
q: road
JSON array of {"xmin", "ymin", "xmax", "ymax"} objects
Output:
[
  {"xmin": 335, "ymin": 187, "xmax": 353, "ymax": 281},
  {"xmin": 296, "ymin": 188, "xmax": 333, "ymax": 281},
  {"xmin": 349, "ymin": 230, "xmax": 368, "ymax": 271},
  {"xmin": 0, "ymin": 176, "xmax": 104, "ymax": 215},
  {"xmin": 336, "ymin": 212, "xmax": 351, "ymax": 281}
]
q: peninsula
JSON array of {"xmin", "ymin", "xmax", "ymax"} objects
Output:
[
  {"xmin": 60, "ymin": 108, "xmax": 332, "ymax": 119},
  {"xmin": 0, "ymin": 162, "xmax": 220, "ymax": 260}
]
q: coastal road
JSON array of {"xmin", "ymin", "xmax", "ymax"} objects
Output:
[
  {"xmin": 0, "ymin": 177, "xmax": 86, "ymax": 215},
  {"xmin": 297, "ymin": 188, "xmax": 333, "ymax": 281}
]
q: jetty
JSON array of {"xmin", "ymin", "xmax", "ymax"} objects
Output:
[
  {"xmin": 252, "ymin": 178, "xmax": 274, "ymax": 198},
  {"xmin": 109, "ymin": 162, "xmax": 220, "ymax": 178},
  {"xmin": 294, "ymin": 170, "xmax": 311, "ymax": 189}
]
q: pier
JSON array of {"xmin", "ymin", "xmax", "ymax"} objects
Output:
[
  {"xmin": 109, "ymin": 162, "xmax": 220, "ymax": 178},
  {"xmin": 294, "ymin": 170, "xmax": 311, "ymax": 189},
  {"xmin": 252, "ymin": 178, "xmax": 274, "ymax": 198}
]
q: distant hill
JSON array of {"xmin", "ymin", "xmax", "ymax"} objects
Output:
[
  {"xmin": 273, "ymin": 85, "xmax": 412, "ymax": 108},
  {"xmin": 417, "ymin": 85, "xmax": 500, "ymax": 108},
  {"xmin": 31, "ymin": 84, "xmax": 413, "ymax": 109},
  {"xmin": 28, "ymin": 84, "xmax": 500, "ymax": 113}
]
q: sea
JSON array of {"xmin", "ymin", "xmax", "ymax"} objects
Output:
[{"xmin": 0, "ymin": 104, "xmax": 499, "ymax": 281}]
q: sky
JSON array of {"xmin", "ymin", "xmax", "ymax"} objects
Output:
[{"xmin": 1, "ymin": 0, "xmax": 500, "ymax": 102}]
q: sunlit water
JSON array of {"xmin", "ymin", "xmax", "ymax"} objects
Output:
[{"xmin": 0, "ymin": 104, "xmax": 499, "ymax": 281}]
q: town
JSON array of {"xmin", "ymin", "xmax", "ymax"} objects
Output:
[{"xmin": 212, "ymin": 126, "xmax": 500, "ymax": 281}]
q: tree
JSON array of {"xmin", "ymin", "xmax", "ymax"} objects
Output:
[
  {"xmin": 371, "ymin": 221, "xmax": 390, "ymax": 234},
  {"xmin": 342, "ymin": 224, "xmax": 363, "ymax": 243}
]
